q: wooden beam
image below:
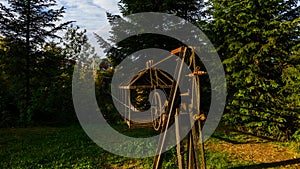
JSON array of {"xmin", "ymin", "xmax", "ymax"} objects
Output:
[{"xmin": 171, "ymin": 46, "xmax": 185, "ymax": 55}]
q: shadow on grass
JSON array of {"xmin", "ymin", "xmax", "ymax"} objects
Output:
[
  {"xmin": 211, "ymin": 135, "xmax": 245, "ymax": 144},
  {"xmin": 212, "ymin": 128, "xmax": 277, "ymax": 144},
  {"xmin": 211, "ymin": 134, "xmax": 272, "ymax": 144},
  {"xmin": 230, "ymin": 158, "xmax": 300, "ymax": 169}
]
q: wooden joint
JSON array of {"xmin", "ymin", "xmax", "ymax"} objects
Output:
[
  {"xmin": 193, "ymin": 71, "xmax": 207, "ymax": 76},
  {"xmin": 193, "ymin": 114, "xmax": 206, "ymax": 121}
]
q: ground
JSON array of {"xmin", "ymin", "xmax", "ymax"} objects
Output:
[
  {"xmin": 0, "ymin": 125, "xmax": 299, "ymax": 168},
  {"xmin": 205, "ymin": 130, "xmax": 300, "ymax": 169}
]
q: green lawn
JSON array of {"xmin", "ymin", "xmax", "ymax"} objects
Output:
[
  {"xmin": 0, "ymin": 124, "xmax": 299, "ymax": 168},
  {"xmin": 0, "ymin": 125, "xmax": 158, "ymax": 169}
]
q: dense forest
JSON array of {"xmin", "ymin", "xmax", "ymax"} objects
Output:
[{"xmin": 0, "ymin": 0, "xmax": 299, "ymax": 143}]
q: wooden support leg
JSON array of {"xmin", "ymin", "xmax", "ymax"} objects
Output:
[
  {"xmin": 187, "ymin": 133, "xmax": 194, "ymax": 169},
  {"xmin": 198, "ymin": 121, "xmax": 206, "ymax": 169},
  {"xmin": 153, "ymin": 132, "xmax": 164, "ymax": 169},
  {"xmin": 191, "ymin": 125, "xmax": 201, "ymax": 169},
  {"xmin": 175, "ymin": 108, "xmax": 184, "ymax": 169},
  {"xmin": 187, "ymin": 110, "xmax": 200, "ymax": 168}
]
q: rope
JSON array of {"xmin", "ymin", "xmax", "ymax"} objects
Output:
[{"xmin": 110, "ymin": 91, "xmax": 134, "ymax": 111}]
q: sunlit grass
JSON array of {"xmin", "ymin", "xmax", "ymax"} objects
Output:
[{"xmin": 1, "ymin": 124, "xmax": 298, "ymax": 168}]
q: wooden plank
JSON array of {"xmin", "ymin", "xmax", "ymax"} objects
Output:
[{"xmin": 171, "ymin": 46, "xmax": 184, "ymax": 55}]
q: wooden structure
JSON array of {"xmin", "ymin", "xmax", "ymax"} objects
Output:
[{"xmin": 119, "ymin": 46, "xmax": 207, "ymax": 169}]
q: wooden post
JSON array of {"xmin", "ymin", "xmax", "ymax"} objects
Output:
[
  {"xmin": 175, "ymin": 108, "xmax": 184, "ymax": 169},
  {"xmin": 198, "ymin": 120, "xmax": 206, "ymax": 169}
]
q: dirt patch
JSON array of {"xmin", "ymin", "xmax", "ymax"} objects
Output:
[{"xmin": 206, "ymin": 139, "xmax": 300, "ymax": 168}]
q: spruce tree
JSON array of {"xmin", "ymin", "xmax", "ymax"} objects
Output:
[
  {"xmin": 0, "ymin": 0, "xmax": 72, "ymax": 125},
  {"xmin": 207, "ymin": 0, "xmax": 300, "ymax": 139}
]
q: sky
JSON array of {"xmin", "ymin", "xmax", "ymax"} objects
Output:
[
  {"xmin": 0, "ymin": 0, "xmax": 121, "ymax": 57},
  {"xmin": 56, "ymin": 0, "xmax": 121, "ymax": 57}
]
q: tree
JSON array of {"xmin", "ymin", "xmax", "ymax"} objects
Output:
[
  {"xmin": 0, "ymin": 37, "xmax": 19, "ymax": 127},
  {"xmin": 29, "ymin": 42, "xmax": 76, "ymax": 125},
  {"xmin": 207, "ymin": 0, "xmax": 300, "ymax": 139},
  {"xmin": 62, "ymin": 25, "xmax": 98, "ymax": 64},
  {"xmin": 96, "ymin": 0, "xmax": 206, "ymax": 67},
  {"xmin": 0, "ymin": 0, "xmax": 72, "ymax": 125},
  {"xmin": 119, "ymin": 0, "xmax": 205, "ymax": 23}
]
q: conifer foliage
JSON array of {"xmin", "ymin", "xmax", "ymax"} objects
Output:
[
  {"xmin": 207, "ymin": 0, "xmax": 300, "ymax": 139},
  {"xmin": 0, "ymin": 0, "xmax": 72, "ymax": 125}
]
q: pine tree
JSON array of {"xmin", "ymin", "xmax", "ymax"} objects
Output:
[{"xmin": 0, "ymin": 0, "xmax": 72, "ymax": 125}]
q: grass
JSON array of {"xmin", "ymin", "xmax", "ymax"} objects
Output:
[
  {"xmin": 0, "ymin": 125, "xmax": 157, "ymax": 169},
  {"xmin": 0, "ymin": 126, "xmax": 105, "ymax": 168},
  {"xmin": 0, "ymin": 124, "xmax": 299, "ymax": 168}
]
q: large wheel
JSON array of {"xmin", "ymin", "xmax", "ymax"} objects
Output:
[{"xmin": 151, "ymin": 90, "xmax": 163, "ymax": 131}]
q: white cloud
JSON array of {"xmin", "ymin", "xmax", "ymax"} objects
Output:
[
  {"xmin": 58, "ymin": 0, "xmax": 107, "ymax": 31},
  {"xmin": 92, "ymin": 0, "xmax": 120, "ymax": 14},
  {"xmin": 57, "ymin": 0, "xmax": 121, "ymax": 56},
  {"xmin": 0, "ymin": 0, "xmax": 8, "ymax": 6}
]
